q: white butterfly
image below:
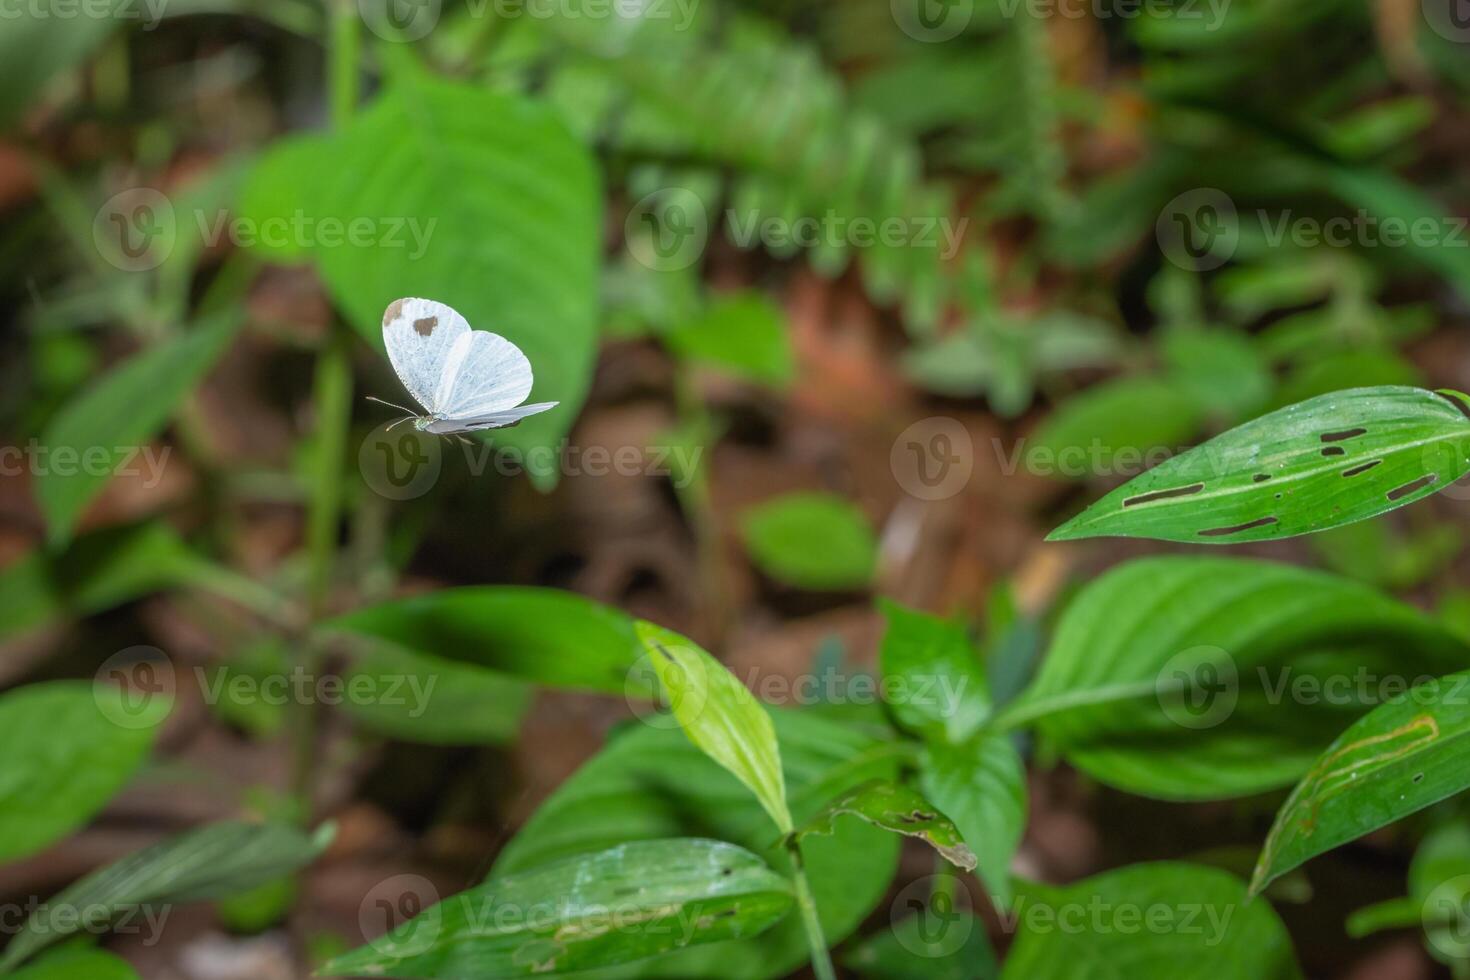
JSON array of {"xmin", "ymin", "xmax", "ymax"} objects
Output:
[{"xmin": 369, "ymin": 297, "xmax": 558, "ymax": 434}]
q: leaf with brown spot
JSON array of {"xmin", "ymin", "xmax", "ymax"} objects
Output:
[{"xmin": 792, "ymin": 780, "xmax": 976, "ymax": 872}]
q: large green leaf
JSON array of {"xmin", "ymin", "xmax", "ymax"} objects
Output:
[
  {"xmin": 1027, "ymin": 376, "xmax": 1205, "ymax": 482},
  {"xmin": 793, "ymin": 780, "xmax": 975, "ymax": 871},
  {"xmin": 635, "ymin": 620, "xmax": 792, "ymax": 833},
  {"xmin": 999, "ymin": 557, "xmax": 1470, "ymax": 799},
  {"xmin": 999, "ymin": 863, "xmax": 1301, "ymax": 979},
  {"xmin": 239, "ymin": 73, "xmax": 600, "ymax": 488},
  {"xmin": 920, "ymin": 735, "xmax": 1026, "ymax": 906},
  {"xmin": 36, "ymin": 314, "xmax": 243, "ymax": 544},
  {"xmin": 321, "ymin": 839, "xmax": 793, "ymax": 978},
  {"xmin": 0, "ymin": 523, "xmax": 197, "ymax": 643},
  {"xmin": 877, "ymin": 600, "xmax": 990, "ymax": 743},
  {"xmin": 494, "ymin": 710, "xmax": 903, "ymax": 979},
  {"xmin": 739, "ymin": 492, "xmax": 877, "ymax": 590},
  {"xmin": 1, "ymin": 821, "xmax": 332, "ymax": 970},
  {"xmin": 0, "ymin": 681, "xmax": 170, "ymax": 864},
  {"xmin": 339, "ymin": 646, "xmax": 533, "ymax": 745},
  {"xmin": 1250, "ymin": 669, "xmax": 1470, "ymax": 895},
  {"xmin": 1049, "ymin": 387, "xmax": 1470, "ymax": 544},
  {"xmin": 843, "ymin": 911, "xmax": 998, "ymax": 980},
  {"xmin": 322, "ymin": 587, "xmax": 641, "ymax": 694},
  {"xmin": 9, "ymin": 946, "xmax": 141, "ymax": 980}
]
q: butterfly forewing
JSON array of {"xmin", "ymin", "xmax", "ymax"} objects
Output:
[{"xmin": 382, "ymin": 298, "xmax": 471, "ymax": 415}]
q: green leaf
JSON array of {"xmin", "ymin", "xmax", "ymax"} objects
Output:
[
  {"xmin": 740, "ymin": 492, "xmax": 877, "ymax": 590},
  {"xmin": 1, "ymin": 821, "xmax": 332, "ymax": 970},
  {"xmin": 494, "ymin": 710, "xmax": 902, "ymax": 979},
  {"xmin": 664, "ymin": 292, "xmax": 794, "ymax": 387},
  {"xmin": 320, "ymin": 839, "xmax": 793, "ymax": 978},
  {"xmin": 1250, "ymin": 670, "xmax": 1470, "ymax": 895},
  {"xmin": 635, "ymin": 620, "xmax": 792, "ymax": 833},
  {"xmin": 842, "ymin": 910, "xmax": 998, "ymax": 980},
  {"xmin": 1000, "ymin": 557, "xmax": 1469, "ymax": 799},
  {"xmin": 0, "ymin": 681, "xmax": 169, "ymax": 864},
  {"xmin": 239, "ymin": 75, "xmax": 600, "ymax": 489},
  {"xmin": 35, "ymin": 314, "xmax": 243, "ymax": 545},
  {"xmin": 1049, "ymin": 386, "xmax": 1470, "ymax": 544},
  {"xmin": 0, "ymin": 523, "xmax": 198, "ymax": 643},
  {"xmin": 340, "ymin": 646, "xmax": 532, "ymax": 745},
  {"xmin": 9, "ymin": 946, "xmax": 141, "ymax": 980},
  {"xmin": 1027, "ymin": 376, "xmax": 1205, "ymax": 482},
  {"xmin": 999, "ymin": 863, "xmax": 1301, "ymax": 979},
  {"xmin": 322, "ymin": 587, "xmax": 641, "ymax": 694},
  {"xmin": 1161, "ymin": 329, "xmax": 1271, "ymax": 421},
  {"xmin": 920, "ymin": 736, "xmax": 1026, "ymax": 906},
  {"xmin": 1347, "ymin": 823, "xmax": 1470, "ymax": 940},
  {"xmin": 793, "ymin": 780, "xmax": 975, "ymax": 871},
  {"xmin": 877, "ymin": 600, "xmax": 990, "ymax": 743}
]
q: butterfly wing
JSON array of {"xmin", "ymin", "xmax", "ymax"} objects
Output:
[
  {"xmin": 434, "ymin": 330, "xmax": 535, "ymax": 419},
  {"xmin": 382, "ymin": 298, "xmax": 472, "ymax": 414},
  {"xmin": 425, "ymin": 402, "xmax": 559, "ymax": 433}
]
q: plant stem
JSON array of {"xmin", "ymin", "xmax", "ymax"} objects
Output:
[
  {"xmin": 327, "ymin": 0, "xmax": 360, "ymax": 127},
  {"xmin": 306, "ymin": 333, "xmax": 352, "ymax": 619},
  {"xmin": 786, "ymin": 839, "xmax": 836, "ymax": 980}
]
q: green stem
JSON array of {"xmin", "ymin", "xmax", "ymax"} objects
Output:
[
  {"xmin": 786, "ymin": 840, "xmax": 836, "ymax": 980},
  {"xmin": 306, "ymin": 333, "xmax": 352, "ymax": 619},
  {"xmin": 327, "ymin": 0, "xmax": 360, "ymax": 127}
]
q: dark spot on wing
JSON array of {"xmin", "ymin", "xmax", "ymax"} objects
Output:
[
  {"xmin": 383, "ymin": 298, "xmax": 405, "ymax": 325},
  {"xmin": 1387, "ymin": 474, "xmax": 1438, "ymax": 501},
  {"xmin": 1122, "ymin": 483, "xmax": 1206, "ymax": 507},
  {"xmin": 1198, "ymin": 516, "xmax": 1278, "ymax": 537},
  {"xmin": 413, "ymin": 316, "xmax": 438, "ymax": 336},
  {"xmin": 1342, "ymin": 460, "xmax": 1382, "ymax": 478},
  {"xmin": 1320, "ymin": 428, "xmax": 1367, "ymax": 443},
  {"xmin": 1320, "ymin": 446, "xmax": 1345, "ymax": 457}
]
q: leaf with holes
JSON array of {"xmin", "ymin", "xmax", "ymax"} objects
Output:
[
  {"xmin": 997, "ymin": 557, "xmax": 1469, "ymax": 800},
  {"xmin": 792, "ymin": 780, "xmax": 975, "ymax": 872},
  {"xmin": 1048, "ymin": 386, "xmax": 1470, "ymax": 544},
  {"xmin": 636, "ymin": 620, "xmax": 792, "ymax": 833},
  {"xmin": 319, "ymin": 839, "xmax": 794, "ymax": 978},
  {"xmin": 1251, "ymin": 669, "xmax": 1470, "ymax": 896}
]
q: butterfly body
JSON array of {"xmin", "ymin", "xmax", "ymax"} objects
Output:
[{"xmin": 375, "ymin": 297, "xmax": 557, "ymax": 434}]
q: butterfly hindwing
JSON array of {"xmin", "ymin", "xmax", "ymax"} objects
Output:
[
  {"xmin": 424, "ymin": 402, "xmax": 559, "ymax": 433},
  {"xmin": 434, "ymin": 329, "xmax": 534, "ymax": 419}
]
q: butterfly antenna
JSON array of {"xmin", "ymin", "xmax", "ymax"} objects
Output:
[
  {"xmin": 385, "ymin": 415, "xmax": 413, "ymax": 432},
  {"xmin": 367, "ymin": 395, "xmax": 418, "ymax": 415}
]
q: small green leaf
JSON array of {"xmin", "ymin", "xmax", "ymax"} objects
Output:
[
  {"xmin": 635, "ymin": 620, "xmax": 792, "ymax": 833},
  {"xmin": 920, "ymin": 736, "xmax": 1026, "ymax": 906},
  {"xmin": 664, "ymin": 292, "xmax": 794, "ymax": 387},
  {"xmin": 877, "ymin": 600, "xmax": 989, "ymax": 743},
  {"xmin": 319, "ymin": 839, "xmax": 793, "ymax": 978},
  {"xmin": 36, "ymin": 314, "xmax": 243, "ymax": 545},
  {"xmin": 322, "ymin": 588, "xmax": 642, "ymax": 694},
  {"xmin": 794, "ymin": 780, "xmax": 975, "ymax": 871},
  {"xmin": 1000, "ymin": 863, "xmax": 1302, "ymax": 979},
  {"xmin": 1049, "ymin": 386, "xmax": 1470, "ymax": 544},
  {"xmin": 1001, "ymin": 557, "xmax": 1469, "ymax": 799},
  {"xmin": 1028, "ymin": 376, "xmax": 1205, "ymax": 482},
  {"xmin": 1, "ymin": 821, "xmax": 332, "ymax": 970},
  {"xmin": 0, "ymin": 681, "xmax": 169, "ymax": 864},
  {"xmin": 1161, "ymin": 329, "xmax": 1270, "ymax": 421},
  {"xmin": 1251, "ymin": 670, "xmax": 1470, "ymax": 896},
  {"xmin": 740, "ymin": 492, "xmax": 877, "ymax": 591}
]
